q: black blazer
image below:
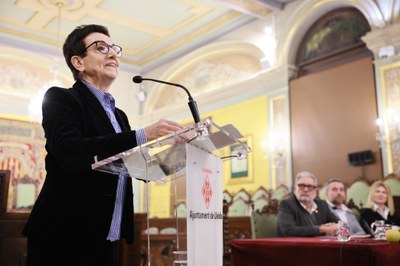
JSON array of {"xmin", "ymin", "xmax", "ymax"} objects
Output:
[
  {"xmin": 277, "ymin": 195, "xmax": 339, "ymax": 237},
  {"xmin": 23, "ymin": 80, "xmax": 139, "ymax": 246},
  {"xmin": 359, "ymin": 208, "xmax": 400, "ymax": 234}
]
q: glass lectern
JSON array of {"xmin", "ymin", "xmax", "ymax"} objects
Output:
[{"xmin": 92, "ymin": 118, "xmax": 250, "ymax": 266}]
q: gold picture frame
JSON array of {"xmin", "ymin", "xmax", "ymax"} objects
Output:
[{"xmin": 227, "ymin": 135, "xmax": 253, "ymax": 184}]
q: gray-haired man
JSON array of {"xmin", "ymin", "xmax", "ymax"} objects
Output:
[{"xmin": 278, "ymin": 171, "xmax": 339, "ymax": 237}]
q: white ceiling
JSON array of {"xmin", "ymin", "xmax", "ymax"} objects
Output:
[{"xmin": 0, "ymin": 0, "xmax": 295, "ymax": 72}]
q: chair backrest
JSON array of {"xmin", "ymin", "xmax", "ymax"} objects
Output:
[
  {"xmin": 384, "ymin": 177, "xmax": 400, "ymax": 196},
  {"xmin": 250, "ymin": 211, "xmax": 278, "ymax": 238},
  {"xmin": 228, "ymin": 197, "xmax": 250, "ymax": 217},
  {"xmin": 251, "ymin": 187, "xmax": 270, "ymax": 212},
  {"xmin": 159, "ymin": 227, "xmax": 177, "ymax": 234},
  {"xmin": 318, "ymin": 186, "xmax": 327, "ymax": 200},
  {"xmin": 346, "ymin": 198, "xmax": 361, "ymax": 221},
  {"xmin": 175, "ymin": 202, "xmax": 187, "ymax": 218},
  {"xmin": 271, "ymin": 184, "xmax": 289, "ymax": 201},
  {"xmin": 252, "ymin": 196, "xmax": 269, "ymax": 212},
  {"xmin": 347, "ymin": 180, "xmax": 370, "ymax": 208},
  {"xmin": 223, "ymin": 190, "xmax": 233, "ymax": 205},
  {"xmin": 251, "ymin": 187, "xmax": 270, "ymax": 202},
  {"xmin": 233, "ymin": 188, "xmax": 251, "ymax": 202},
  {"xmin": 351, "ymin": 207, "xmax": 361, "ymax": 222},
  {"xmin": 143, "ymin": 227, "xmax": 159, "ymax": 234}
]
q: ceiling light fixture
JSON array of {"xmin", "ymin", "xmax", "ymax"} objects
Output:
[
  {"xmin": 28, "ymin": 1, "xmax": 64, "ymax": 122},
  {"xmin": 136, "ymin": 84, "xmax": 147, "ymax": 103}
]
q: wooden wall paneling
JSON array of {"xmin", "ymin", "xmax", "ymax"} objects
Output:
[{"xmin": 290, "ymin": 56, "xmax": 382, "ymax": 186}]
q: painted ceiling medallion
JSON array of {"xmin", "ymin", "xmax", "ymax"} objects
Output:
[{"xmin": 40, "ymin": 0, "xmax": 83, "ymax": 11}]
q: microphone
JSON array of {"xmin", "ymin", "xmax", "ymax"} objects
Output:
[{"xmin": 132, "ymin": 75, "xmax": 201, "ymax": 123}]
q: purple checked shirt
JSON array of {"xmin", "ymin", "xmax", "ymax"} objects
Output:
[{"xmin": 83, "ymin": 80, "xmax": 146, "ymax": 241}]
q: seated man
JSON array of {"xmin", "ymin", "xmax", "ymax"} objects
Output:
[
  {"xmin": 325, "ymin": 178, "xmax": 365, "ymax": 235},
  {"xmin": 277, "ymin": 171, "xmax": 338, "ymax": 237}
]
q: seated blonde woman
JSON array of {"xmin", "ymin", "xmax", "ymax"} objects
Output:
[{"xmin": 360, "ymin": 181, "xmax": 400, "ymax": 233}]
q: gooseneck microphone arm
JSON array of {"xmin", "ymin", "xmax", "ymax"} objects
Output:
[{"xmin": 132, "ymin": 75, "xmax": 201, "ymax": 123}]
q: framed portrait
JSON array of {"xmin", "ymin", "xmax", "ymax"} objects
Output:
[{"xmin": 227, "ymin": 135, "xmax": 253, "ymax": 184}]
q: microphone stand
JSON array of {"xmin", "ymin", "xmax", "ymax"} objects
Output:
[{"xmin": 133, "ymin": 76, "xmax": 201, "ymax": 124}]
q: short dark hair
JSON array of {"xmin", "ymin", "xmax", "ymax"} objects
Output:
[
  {"xmin": 63, "ymin": 24, "xmax": 110, "ymax": 80},
  {"xmin": 324, "ymin": 178, "xmax": 344, "ymax": 188}
]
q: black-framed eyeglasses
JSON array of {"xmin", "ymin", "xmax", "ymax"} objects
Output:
[
  {"xmin": 82, "ymin": 40, "xmax": 122, "ymax": 57},
  {"xmin": 297, "ymin": 183, "xmax": 316, "ymax": 190}
]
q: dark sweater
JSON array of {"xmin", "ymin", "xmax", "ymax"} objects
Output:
[
  {"xmin": 359, "ymin": 208, "xmax": 400, "ymax": 234},
  {"xmin": 277, "ymin": 195, "xmax": 339, "ymax": 237}
]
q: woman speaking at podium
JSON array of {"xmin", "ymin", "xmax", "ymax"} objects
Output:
[{"xmin": 23, "ymin": 24, "xmax": 183, "ymax": 266}]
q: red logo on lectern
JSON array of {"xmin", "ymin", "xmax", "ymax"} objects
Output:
[{"xmin": 202, "ymin": 175, "xmax": 213, "ymax": 209}]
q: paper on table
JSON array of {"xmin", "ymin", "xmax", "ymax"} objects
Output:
[{"xmin": 350, "ymin": 234, "xmax": 371, "ymax": 238}]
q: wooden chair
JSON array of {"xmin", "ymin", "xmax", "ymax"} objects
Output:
[
  {"xmin": 252, "ymin": 196, "xmax": 269, "ymax": 213},
  {"xmin": 250, "ymin": 212, "xmax": 278, "ymax": 238},
  {"xmin": 346, "ymin": 198, "xmax": 361, "ymax": 222},
  {"xmin": 223, "ymin": 199, "xmax": 253, "ymax": 266},
  {"xmin": 159, "ymin": 227, "xmax": 177, "ymax": 234},
  {"xmin": 318, "ymin": 186, "xmax": 327, "ymax": 200},
  {"xmin": 251, "ymin": 186, "xmax": 270, "ymax": 212},
  {"xmin": 251, "ymin": 186, "xmax": 270, "ymax": 202},
  {"xmin": 143, "ymin": 227, "xmax": 159, "ymax": 235},
  {"xmin": 271, "ymin": 184, "xmax": 289, "ymax": 201},
  {"xmin": 228, "ymin": 188, "xmax": 252, "ymax": 216},
  {"xmin": 175, "ymin": 202, "xmax": 187, "ymax": 218},
  {"xmin": 260, "ymin": 199, "xmax": 279, "ymax": 214},
  {"xmin": 223, "ymin": 190, "xmax": 233, "ymax": 205},
  {"xmin": 384, "ymin": 174, "xmax": 400, "ymax": 196},
  {"xmin": 223, "ymin": 199, "xmax": 232, "ymax": 266},
  {"xmin": 346, "ymin": 179, "xmax": 371, "ymax": 208},
  {"xmin": 232, "ymin": 188, "xmax": 251, "ymax": 203},
  {"xmin": 228, "ymin": 197, "xmax": 250, "ymax": 217},
  {"xmin": 384, "ymin": 174, "xmax": 400, "ymax": 220},
  {"xmin": 250, "ymin": 200, "xmax": 279, "ymax": 238}
]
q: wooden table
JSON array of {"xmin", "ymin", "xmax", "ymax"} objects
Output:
[{"xmin": 231, "ymin": 237, "xmax": 400, "ymax": 266}]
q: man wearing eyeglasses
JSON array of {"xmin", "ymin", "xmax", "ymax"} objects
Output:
[
  {"xmin": 277, "ymin": 171, "xmax": 339, "ymax": 237},
  {"xmin": 23, "ymin": 24, "xmax": 185, "ymax": 266},
  {"xmin": 325, "ymin": 178, "xmax": 365, "ymax": 235}
]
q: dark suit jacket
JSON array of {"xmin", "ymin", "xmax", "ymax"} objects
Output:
[
  {"xmin": 327, "ymin": 202, "xmax": 365, "ymax": 235},
  {"xmin": 23, "ymin": 80, "xmax": 139, "ymax": 247},
  {"xmin": 277, "ymin": 195, "xmax": 339, "ymax": 237}
]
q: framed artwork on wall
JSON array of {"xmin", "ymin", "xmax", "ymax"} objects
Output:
[
  {"xmin": 228, "ymin": 135, "xmax": 253, "ymax": 184},
  {"xmin": 0, "ymin": 117, "xmax": 46, "ymax": 217}
]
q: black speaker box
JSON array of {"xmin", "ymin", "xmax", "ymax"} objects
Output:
[{"xmin": 348, "ymin": 150, "xmax": 374, "ymax": 166}]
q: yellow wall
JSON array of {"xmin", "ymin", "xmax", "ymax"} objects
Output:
[
  {"xmin": 210, "ymin": 96, "xmax": 269, "ymax": 194},
  {"xmin": 148, "ymin": 95, "xmax": 269, "ymax": 217},
  {"xmin": 148, "ymin": 181, "xmax": 172, "ymax": 218}
]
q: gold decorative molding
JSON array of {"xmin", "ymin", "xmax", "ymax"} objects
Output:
[
  {"xmin": 269, "ymin": 94, "xmax": 289, "ymax": 189},
  {"xmin": 378, "ymin": 61, "xmax": 400, "ymax": 175},
  {"xmin": 219, "ymin": 0, "xmax": 276, "ymax": 18}
]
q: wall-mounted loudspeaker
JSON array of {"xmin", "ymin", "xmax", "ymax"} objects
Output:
[{"xmin": 348, "ymin": 150, "xmax": 374, "ymax": 166}]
